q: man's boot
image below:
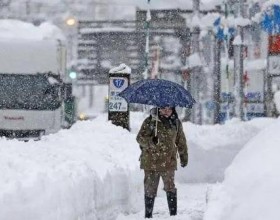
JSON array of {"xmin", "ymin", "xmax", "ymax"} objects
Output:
[
  {"xmin": 166, "ymin": 190, "xmax": 177, "ymax": 216},
  {"xmin": 145, "ymin": 195, "xmax": 155, "ymax": 218}
]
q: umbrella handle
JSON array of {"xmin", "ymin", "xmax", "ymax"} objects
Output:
[{"xmin": 155, "ymin": 108, "xmax": 158, "ymax": 136}]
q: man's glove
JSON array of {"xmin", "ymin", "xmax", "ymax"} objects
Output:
[
  {"xmin": 181, "ymin": 162, "xmax": 187, "ymax": 168},
  {"xmin": 180, "ymin": 154, "xmax": 188, "ymax": 168},
  {"xmin": 152, "ymin": 136, "xmax": 159, "ymax": 145}
]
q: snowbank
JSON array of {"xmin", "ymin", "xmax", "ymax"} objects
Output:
[
  {"xmin": 0, "ymin": 112, "xmax": 275, "ymax": 220},
  {"xmin": 0, "ymin": 115, "xmax": 142, "ymax": 220},
  {"xmin": 204, "ymin": 118, "xmax": 280, "ymax": 220},
  {"xmin": 177, "ymin": 118, "xmax": 275, "ymax": 183}
]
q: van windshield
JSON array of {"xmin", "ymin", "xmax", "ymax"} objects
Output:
[{"xmin": 0, "ymin": 74, "xmax": 61, "ymax": 110}]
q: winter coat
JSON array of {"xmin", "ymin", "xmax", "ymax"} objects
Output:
[{"xmin": 136, "ymin": 110, "xmax": 188, "ymax": 171}]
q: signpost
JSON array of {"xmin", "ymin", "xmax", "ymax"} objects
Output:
[
  {"xmin": 109, "ymin": 77, "xmax": 129, "ymax": 112},
  {"xmin": 266, "ymin": 37, "xmax": 280, "ymax": 117},
  {"xmin": 266, "ymin": 54, "xmax": 280, "ymax": 117},
  {"xmin": 108, "ymin": 64, "xmax": 131, "ymax": 130},
  {"xmin": 261, "ymin": 5, "xmax": 280, "ymax": 117}
]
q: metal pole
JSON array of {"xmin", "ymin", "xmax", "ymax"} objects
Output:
[
  {"xmin": 191, "ymin": 0, "xmax": 201, "ymax": 124},
  {"xmin": 89, "ymin": 84, "xmax": 94, "ymax": 108},
  {"xmin": 142, "ymin": 0, "xmax": 151, "ymax": 113},
  {"xmin": 224, "ymin": 1, "xmax": 231, "ymax": 121},
  {"xmin": 239, "ymin": 27, "xmax": 244, "ymax": 120},
  {"xmin": 143, "ymin": 0, "xmax": 151, "ymax": 80},
  {"xmin": 233, "ymin": 42, "xmax": 241, "ymax": 118},
  {"xmin": 239, "ymin": 0, "xmax": 245, "ymax": 120},
  {"xmin": 214, "ymin": 38, "xmax": 221, "ymax": 123},
  {"xmin": 233, "ymin": 0, "xmax": 245, "ymax": 120}
]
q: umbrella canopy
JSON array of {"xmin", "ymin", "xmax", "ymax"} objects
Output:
[{"xmin": 118, "ymin": 79, "xmax": 195, "ymax": 108}]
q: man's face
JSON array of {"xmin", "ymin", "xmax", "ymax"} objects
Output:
[{"xmin": 159, "ymin": 107, "xmax": 173, "ymax": 118}]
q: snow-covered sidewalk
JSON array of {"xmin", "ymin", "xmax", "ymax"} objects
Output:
[{"xmin": 117, "ymin": 183, "xmax": 209, "ymax": 220}]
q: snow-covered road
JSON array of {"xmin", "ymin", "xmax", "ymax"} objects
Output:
[{"xmin": 117, "ymin": 183, "xmax": 210, "ymax": 220}]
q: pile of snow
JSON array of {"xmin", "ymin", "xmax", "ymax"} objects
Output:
[
  {"xmin": 109, "ymin": 63, "xmax": 131, "ymax": 74},
  {"xmin": 178, "ymin": 117, "xmax": 275, "ymax": 182},
  {"xmin": 0, "ymin": 115, "xmax": 142, "ymax": 220},
  {"xmin": 0, "ymin": 19, "xmax": 65, "ymax": 41},
  {"xmin": 0, "ymin": 112, "xmax": 276, "ymax": 220},
  {"xmin": 204, "ymin": 118, "xmax": 280, "ymax": 220}
]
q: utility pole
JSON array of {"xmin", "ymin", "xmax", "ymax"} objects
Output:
[
  {"xmin": 190, "ymin": 0, "xmax": 202, "ymax": 124},
  {"xmin": 213, "ymin": 36, "xmax": 222, "ymax": 123},
  {"xmin": 224, "ymin": 1, "xmax": 231, "ymax": 121},
  {"xmin": 233, "ymin": 0, "xmax": 245, "ymax": 120},
  {"xmin": 143, "ymin": 0, "xmax": 151, "ymax": 80}
]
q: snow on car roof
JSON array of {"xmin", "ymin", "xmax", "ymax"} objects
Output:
[{"xmin": 0, "ymin": 19, "xmax": 65, "ymax": 42}]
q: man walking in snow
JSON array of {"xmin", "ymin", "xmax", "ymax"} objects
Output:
[{"xmin": 136, "ymin": 107, "xmax": 188, "ymax": 218}]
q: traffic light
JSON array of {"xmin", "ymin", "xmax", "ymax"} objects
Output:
[{"xmin": 69, "ymin": 71, "xmax": 77, "ymax": 79}]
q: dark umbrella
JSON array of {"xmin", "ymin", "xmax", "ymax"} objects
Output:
[
  {"xmin": 118, "ymin": 79, "xmax": 195, "ymax": 135},
  {"xmin": 118, "ymin": 79, "xmax": 195, "ymax": 108}
]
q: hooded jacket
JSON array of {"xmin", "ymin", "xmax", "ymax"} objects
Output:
[{"xmin": 136, "ymin": 108, "xmax": 188, "ymax": 171}]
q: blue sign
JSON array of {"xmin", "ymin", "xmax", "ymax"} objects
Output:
[
  {"xmin": 213, "ymin": 17, "xmax": 235, "ymax": 40},
  {"xmin": 113, "ymin": 79, "xmax": 125, "ymax": 88},
  {"xmin": 261, "ymin": 5, "xmax": 280, "ymax": 34}
]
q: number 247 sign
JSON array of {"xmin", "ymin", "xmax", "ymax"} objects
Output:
[{"xmin": 109, "ymin": 77, "xmax": 128, "ymax": 112}]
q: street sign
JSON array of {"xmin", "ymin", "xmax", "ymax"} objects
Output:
[
  {"xmin": 109, "ymin": 77, "xmax": 128, "ymax": 112},
  {"xmin": 269, "ymin": 35, "xmax": 280, "ymax": 54}
]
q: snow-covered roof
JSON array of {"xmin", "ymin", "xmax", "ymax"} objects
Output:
[
  {"xmin": 80, "ymin": 27, "xmax": 135, "ymax": 34},
  {"xmin": 186, "ymin": 13, "xmax": 251, "ymax": 31},
  {"xmin": 137, "ymin": 0, "xmax": 222, "ymax": 11}
]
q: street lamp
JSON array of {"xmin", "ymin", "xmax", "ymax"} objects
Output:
[
  {"xmin": 65, "ymin": 17, "xmax": 76, "ymax": 26},
  {"xmin": 64, "ymin": 15, "xmax": 77, "ymax": 69}
]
